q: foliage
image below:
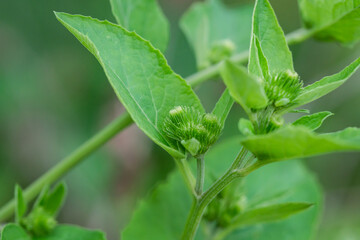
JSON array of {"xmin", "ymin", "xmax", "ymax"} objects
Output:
[
  {"xmin": 109, "ymin": 0, "xmax": 169, "ymax": 52},
  {"xmin": 298, "ymin": 0, "xmax": 360, "ymax": 45},
  {"xmin": 122, "ymin": 139, "xmax": 322, "ymax": 240},
  {"xmin": 1, "ymin": 0, "xmax": 360, "ymax": 239},
  {"xmin": 1, "ymin": 184, "xmax": 107, "ymax": 239},
  {"xmin": 180, "ymin": 0, "xmax": 253, "ymax": 69}
]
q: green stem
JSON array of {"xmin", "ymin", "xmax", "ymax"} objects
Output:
[
  {"xmin": 181, "ymin": 149, "xmax": 253, "ymax": 240},
  {"xmin": 195, "ymin": 156, "xmax": 205, "ymax": 196},
  {"xmin": 187, "ymin": 28, "xmax": 313, "ymax": 87},
  {"xmin": 0, "ymin": 27, "xmax": 314, "ymax": 222},
  {"xmin": 175, "ymin": 158, "xmax": 196, "ymax": 195},
  {"xmin": 0, "ymin": 113, "xmax": 133, "ymax": 222},
  {"xmin": 181, "ymin": 170, "xmax": 239, "ymax": 240},
  {"xmin": 231, "ymin": 147, "xmax": 249, "ymax": 170},
  {"xmin": 286, "ymin": 28, "xmax": 315, "ymax": 45}
]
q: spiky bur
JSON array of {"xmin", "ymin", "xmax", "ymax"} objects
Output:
[
  {"xmin": 264, "ymin": 70, "xmax": 303, "ymax": 108},
  {"xmin": 252, "ymin": 70, "xmax": 303, "ymax": 134},
  {"xmin": 163, "ymin": 106, "xmax": 222, "ymax": 157}
]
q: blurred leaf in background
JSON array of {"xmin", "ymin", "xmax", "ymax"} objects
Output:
[{"xmin": 180, "ymin": 0, "xmax": 253, "ymax": 69}]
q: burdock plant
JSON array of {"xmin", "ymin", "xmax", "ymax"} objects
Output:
[{"xmin": 1, "ymin": 0, "xmax": 360, "ymax": 239}]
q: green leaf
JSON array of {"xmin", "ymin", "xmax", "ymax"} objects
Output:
[
  {"xmin": 212, "ymin": 89, "xmax": 234, "ymax": 128},
  {"xmin": 220, "ymin": 60, "xmax": 268, "ymax": 112},
  {"xmin": 248, "ymin": 0, "xmax": 294, "ymax": 78},
  {"xmin": 298, "ymin": 0, "xmax": 359, "ymax": 28},
  {"xmin": 109, "ymin": 0, "xmax": 169, "ymax": 52},
  {"xmin": 232, "ymin": 202, "xmax": 313, "ymax": 226},
  {"xmin": 220, "ymin": 159, "xmax": 322, "ymax": 240},
  {"xmin": 33, "ymin": 225, "xmax": 107, "ymax": 240},
  {"xmin": 295, "ymin": 57, "xmax": 360, "ymax": 107},
  {"xmin": 122, "ymin": 138, "xmax": 322, "ymax": 239},
  {"xmin": 298, "ymin": 0, "xmax": 360, "ymax": 45},
  {"xmin": 180, "ymin": 0, "xmax": 253, "ymax": 68},
  {"xmin": 1, "ymin": 224, "xmax": 31, "ymax": 240},
  {"xmin": 292, "ymin": 111, "xmax": 333, "ymax": 131},
  {"xmin": 241, "ymin": 126, "xmax": 360, "ymax": 162},
  {"xmin": 121, "ymin": 171, "xmax": 195, "ymax": 240},
  {"xmin": 15, "ymin": 185, "xmax": 27, "ymax": 223},
  {"xmin": 214, "ymin": 202, "xmax": 313, "ymax": 239},
  {"xmin": 32, "ymin": 186, "xmax": 49, "ymax": 210},
  {"xmin": 289, "ymin": 109, "xmax": 310, "ymax": 114},
  {"xmin": 316, "ymin": 7, "xmax": 360, "ymax": 46},
  {"xmin": 55, "ymin": 12, "xmax": 204, "ymax": 159},
  {"xmin": 248, "ymin": 36, "xmax": 270, "ymax": 80},
  {"xmin": 41, "ymin": 183, "xmax": 67, "ymax": 216}
]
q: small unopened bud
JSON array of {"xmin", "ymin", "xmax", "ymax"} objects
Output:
[
  {"xmin": 22, "ymin": 207, "xmax": 57, "ymax": 237},
  {"xmin": 163, "ymin": 107, "xmax": 222, "ymax": 157},
  {"xmin": 208, "ymin": 39, "xmax": 236, "ymax": 64},
  {"xmin": 264, "ymin": 70, "xmax": 303, "ymax": 107}
]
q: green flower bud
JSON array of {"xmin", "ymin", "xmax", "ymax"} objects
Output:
[
  {"xmin": 22, "ymin": 207, "xmax": 57, "ymax": 237},
  {"xmin": 264, "ymin": 70, "xmax": 303, "ymax": 107},
  {"xmin": 163, "ymin": 106, "xmax": 222, "ymax": 157},
  {"xmin": 208, "ymin": 39, "xmax": 236, "ymax": 64}
]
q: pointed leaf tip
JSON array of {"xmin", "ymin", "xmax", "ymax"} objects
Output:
[{"xmin": 293, "ymin": 111, "xmax": 333, "ymax": 131}]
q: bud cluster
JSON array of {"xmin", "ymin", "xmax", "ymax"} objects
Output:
[
  {"xmin": 204, "ymin": 186, "xmax": 246, "ymax": 227},
  {"xmin": 264, "ymin": 70, "xmax": 303, "ymax": 107},
  {"xmin": 22, "ymin": 207, "xmax": 57, "ymax": 237},
  {"xmin": 163, "ymin": 106, "xmax": 222, "ymax": 157}
]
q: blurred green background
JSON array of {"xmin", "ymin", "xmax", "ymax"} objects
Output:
[{"xmin": 0, "ymin": 0, "xmax": 359, "ymax": 239}]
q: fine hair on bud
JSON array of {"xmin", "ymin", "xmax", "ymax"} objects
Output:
[
  {"xmin": 163, "ymin": 106, "xmax": 222, "ymax": 157},
  {"xmin": 264, "ymin": 70, "xmax": 303, "ymax": 107}
]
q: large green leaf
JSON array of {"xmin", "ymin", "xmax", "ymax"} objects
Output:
[
  {"xmin": 1, "ymin": 224, "xmax": 30, "ymax": 240},
  {"xmin": 55, "ymin": 12, "xmax": 205, "ymax": 159},
  {"xmin": 292, "ymin": 111, "xmax": 333, "ymax": 131},
  {"xmin": 295, "ymin": 57, "xmax": 360, "ymax": 107},
  {"xmin": 33, "ymin": 225, "xmax": 107, "ymax": 240},
  {"xmin": 122, "ymin": 138, "xmax": 322, "ymax": 240},
  {"xmin": 220, "ymin": 60, "xmax": 268, "ymax": 112},
  {"xmin": 298, "ymin": 0, "xmax": 360, "ymax": 45},
  {"xmin": 109, "ymin": 0, "xmax": 169, "ymax": 52},
  {"xmin": 121, "ymin": 171, "xmax": 198, "ymax": 240},
  {"xmin": 316, "ymin": 7, "xmax": 360, "ymax": 45},
  {"xmin": 248, "ymin": 0, "xmax": 294, "ymax": 78},
  {"xmin": 220, "ymin": 159, "xmax": 322, "ymax": 240},
  {"xmin": 180, "ymin": 0, "xmax": 253, "ymax": 69},
  {"xmin": 241, "ymin": 126, "xmax": 360, "ymax": 162}
]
